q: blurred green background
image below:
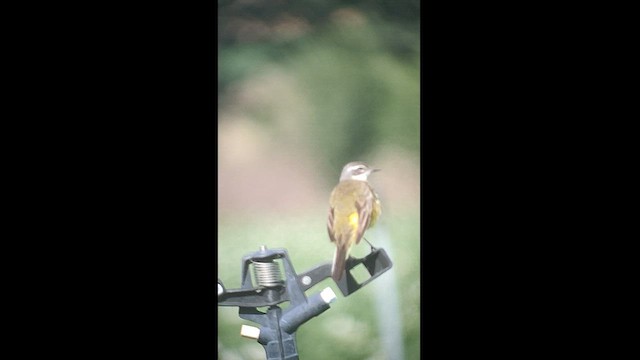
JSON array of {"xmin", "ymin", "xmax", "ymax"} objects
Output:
[{"xmin": 218, "ymin": 1, "xmax": 420, "ymax": 359}]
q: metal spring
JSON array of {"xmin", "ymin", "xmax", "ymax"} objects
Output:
[{"xmin": 252, "ymin": 260, "xmax": 283, "ymax": 287}]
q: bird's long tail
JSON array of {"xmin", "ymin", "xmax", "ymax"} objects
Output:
[{"xmin": 332, "ymin": 245, "xmax": 348, "ymax": 281}]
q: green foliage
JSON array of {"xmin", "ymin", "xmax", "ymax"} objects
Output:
[
  {"xmin": 219, "ymin": 1, "xmax": 420, "ymax": 174},
  {"xmin": 285, "ymin": 23, "xmax": 419, "ymax": 173}
]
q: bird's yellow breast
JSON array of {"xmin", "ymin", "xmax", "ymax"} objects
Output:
[{"xmin": 328, "ymin": 180, "xmax": 380, "ymax": 237}]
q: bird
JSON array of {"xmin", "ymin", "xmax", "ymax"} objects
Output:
[{"xmin": 327, "ymin": 161, "xmax": 382, "ymax": 281}]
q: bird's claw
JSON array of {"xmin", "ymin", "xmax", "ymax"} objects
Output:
[{"xmin": 363, "ymin": 237, "xmax": 377, "ymax": 252}]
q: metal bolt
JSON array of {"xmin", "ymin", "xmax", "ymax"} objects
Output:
[{"xmin": 301, "ymin": 276, "xmax": 311, "ymax": 285}]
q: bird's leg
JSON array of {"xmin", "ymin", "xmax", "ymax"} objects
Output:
[{"xmin": 363, "ymin": 237, "xmax": 377, "ymax": 252}]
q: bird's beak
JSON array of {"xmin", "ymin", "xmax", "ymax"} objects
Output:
[{"xmin": 371, "ymin": 168, "xmax": 381, "ymax": 173}]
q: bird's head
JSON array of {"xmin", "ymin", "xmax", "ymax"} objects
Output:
[{"xmin": 339, "ymin": 161, "xmax": 381, "ymax": 182}]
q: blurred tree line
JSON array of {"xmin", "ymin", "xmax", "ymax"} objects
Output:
[{"xmin": 218, "ymin": 0, "xmax": 420, "ymax": 179}]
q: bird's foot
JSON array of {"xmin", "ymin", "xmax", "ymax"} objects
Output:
[{"xmin": 363, "ymin": 237, "xmax": 377, "ymax": 252}]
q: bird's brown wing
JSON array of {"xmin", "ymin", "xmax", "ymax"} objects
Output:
[
  {"xmin": 354, "ymin": 189, "xmax": 374, "ymax": 245},
  {"xmin": 327, "ymin": 206, "xmax": 336, "ymax": 243}
]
